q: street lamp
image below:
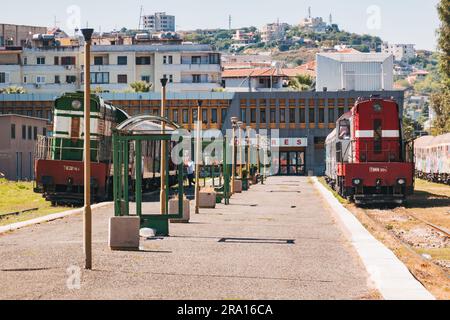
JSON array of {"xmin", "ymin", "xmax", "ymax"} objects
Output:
[
  {"xmin": 160, "ymin": 76, "xmax": 168, "ymax": 215},
  {"xmin": 230, "ymin": 117, "xmax": 239, "ymax": 194},
  {"xmin": 81, "ymin": 28, "xmax": 94, "ymax": 270},
  {"xmin": 195, "ymin": 100, "xmax": 203, "ymax": 214}
]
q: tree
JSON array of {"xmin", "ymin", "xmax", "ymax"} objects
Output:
[
  {"xmin": 130, "ymin": 81, "xmax": 152, "ymax": 93},
  {"xmin": 0, "ymin": 86, "xmax": 26, "ymax": 94},
  {"xmin": 288, "ymin": 74, "xmax": 314, "ymax": 91},
  {"xmin": 430, "ymin": 0, "xmax": 450, "ymax": 134}
]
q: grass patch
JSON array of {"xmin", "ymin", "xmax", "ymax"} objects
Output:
[
  {"xmin": 415, "ymin": 248, "xmax": 450, "ymax": 261},
  {"xmin": 0, "ymin": 179, "xmax": 71, "ymax": 227},
  {"xmin": 316, "ymin": 177, "xmax": 349, "ymax": 205}
]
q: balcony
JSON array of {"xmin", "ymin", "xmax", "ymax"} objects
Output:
[{"xmin": 163, "ymin": 63, "xmax": 221, "ymax": 73}]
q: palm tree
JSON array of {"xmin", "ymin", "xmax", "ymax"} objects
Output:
[
  {"xmin": 288, "ymin": 75, "xmax": 314, "ymax": 91},
  {"xmin": 130, "ymin": 81, "xmax": 152, "ymax": 93},
  {"xmin": 0, "ymin": 86, "xmax": 27, "ymax": 94}
]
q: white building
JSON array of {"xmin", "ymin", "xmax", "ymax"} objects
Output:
[
  {"xmin": 0, "ymin": 44, "xmax": 222, "ymax": 93},
  {"xmin": 299, "ymin": 17, "xmax": 327, "ymax": 33},
  {"xmin": 316, "ymin": 53, "xmax": 394, "ymax": 92},
  {"xmin": 382, "ymin": 43, "xmax": 416, "ymax": 62},
  {"xmin": 260, "ymin": 23, "xmax": 288, "ymax": 43},
  {"xmin": 143, "ymin": 12, "xmax": 175, "ymax": 32}
]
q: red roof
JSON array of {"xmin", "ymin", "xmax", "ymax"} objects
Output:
[{"xmin": 282, "ymin": 61, "xmax": 316, "ymax": 77}]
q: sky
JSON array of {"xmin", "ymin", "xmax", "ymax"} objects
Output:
[{"xmin": 0, "ymin": 0, "xmax": 441, "ymax": 50}]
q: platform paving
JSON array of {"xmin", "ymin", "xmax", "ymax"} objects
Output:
[{"xmin": 0, "ymin": 177, "xmax": 375, "ymax": 300}]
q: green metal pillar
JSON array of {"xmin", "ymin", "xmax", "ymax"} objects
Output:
[
  {"xmin": 135, "ymin": 141, "xmax": 142, "ymax": 217},
  {"xmin": 123, "ymin": 140, "xmax": 130, "ymax": 216}
]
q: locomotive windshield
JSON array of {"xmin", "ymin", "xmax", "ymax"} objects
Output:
[{"xmin": 338, "ymin": 119, "xmax": 350, "ymax": 140}]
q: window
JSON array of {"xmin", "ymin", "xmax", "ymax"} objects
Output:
[
  {"xmin": 0, "ymin": 72, "xmax": 9, "ymax": 84},
  {"xmin": 117, "ymin": 56, "xmax": 128, "ymax": 65},
  {"xmin": 280, "ymin": 109, "xmax": 286, "ymax": 123},
  {"xmin": 54, "ymin": 57, "xmax": 59, "ymax": 65},
  {"xmin": 192, "ymin": 56, "xmax": 201, "ymax": 64},
  {"xmin": 27, "ymin": 126, "xmax": 32, "ymax": 140},
  {"xmin": 22, "ymin": 125, "xmax": 26, "ymax": 139},
  {"xmin": 209, "ymin": 53, "xmax": 220, "ymax": 64},
  {"xmin": 338, "ymin": 119, "xmax": 351, "ymax": 140},
  {"xmin": 37, "ymin": 57, "xmax": 45, "ymax": 65},
  {"xmin": 136, "ymin": 56, "xmax": 151, "ymax": 65},
  {"xmin": 61, "ymin": 56, "xmax": 76, "ymax": 65},
  {"xmin": 33, "ymin": 127, "xmax": 38, "ymax": 140},
  {"xmin": 94, "ymin": 56, "xmax": 103, "ymax": 65},
  {"xmin": 163, "ymin": 55, "xmax": 173, "ymax": 64},
  {"xmin": 289, "ymin": 108, "xmax": 296, "ymax": 124},
  {"xmin": 172, "ymin": 109, "xmax": 179, "ymax": 122},
  {"xmin": 202, "ymin": 109, "xmax": 208, "ymax": 124},
  {"xmin": 42, "ymin": 128, "xmax": 47, "ymax": 137},
  {"xmin": 328, "ymin": 108, "xmax": 335, "ymax": 124},
  {"xmin": 309, "ymin": 109, "xmax": 315, "ymax": 123},
  {"xmin": 23, "ymin": 76, "xmax": 27, "ymax": 83},
  {"xmin": 319, "ymin": 108, "xmax": 325, "ymax": 123},
  {"xmin": 240, "ymin": 108, "xmax": 247, "ymax": 123},
  {"xmin": 192, "ymin": 74, "xmax": 201, "ymax": 83},
  {"xmin": 55, "ymin": 75, "xmax": 60, "ymax": 84},
  {"xmin": 117, "ymin": 74, "xmax": 128, "ymax": 84},
  {"xmin": 211, "ymin": 109, "xmax": 218, "ymax": 124},
  {"xmin": 192, "ymin": 109, "xmax": 198, "ymax": 122},
  {"xmin": 36, "ymin": 76, "xmax": 46, "ymax": 84},
  {"xmin": 24, "ymin": 57, "xmax": 27, "ymax": 65},
  {"xmin": 66, "ymin": 75, "xmax": 76, "ymax": 84},
  {"xmin": 90, "ymin": 72, "xmax": 109, "ymax": 84},
  {"xmin": 250, "ymin": 109, "xmax": 257, "ymax": 123},
  {"xmin": 141, "ymin": 76, "xmax": 150, "ymax": 83},
  {"xmin": 11, "ymin": 124, "xmax": 15, "ymax": 139},
  {"xmin": 270, "ymin": 109, "xmax": 276, "ymax": 123},
  {"xmin": 260, "ymin": 109, "xmax": 266, "ymax": 123},
  {"xmin": 182, "ymin": 109, "xmax": 189, "ymax": 124},
  {"xmin": 163, "ymin": 74, "xmax": 173, "ymax": 83},
  {"xmin": 300, "ymin": 108, "xmax": 306, "ymax": 123}
]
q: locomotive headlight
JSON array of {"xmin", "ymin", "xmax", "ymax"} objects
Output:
[
  {"xmin": 353, "ymin": 178, "xmax": 362, "ymax": 186},
  {"xmin": 397, "ymin": 178, "xmax": 406, "ymax": 185},
  {"xmin": 72, "ymin": 100, "xmax": 82, "ymax": 109},
  {"xmin": 373, "ymin": 103, "xmax": 382, "ymax": 112}
]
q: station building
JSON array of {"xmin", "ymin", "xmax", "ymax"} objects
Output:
[{"xmin": 0, "ymin": 90, "xmax": 404, "ymax": 177}]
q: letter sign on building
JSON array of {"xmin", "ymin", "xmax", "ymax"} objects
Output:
[{"xmin": 271, "ymin": 138, "xmax": 308, "ymax": 147}]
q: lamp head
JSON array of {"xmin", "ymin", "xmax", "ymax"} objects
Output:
[
  {"xmin": 198, "ymin": 100, "xmax": 203, "ymax": 107},
  {"xmin": 81, "ymin": 28, "xmax": 94, "ymax": 41},
  {"xmin": 160, "ymin": 76, "xmax": 168, "ymax": 87}
]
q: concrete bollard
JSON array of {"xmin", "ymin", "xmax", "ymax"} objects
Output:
[
  {"xmin": 199, "ymin": 189, "xmax": 217, "ymax": 208},
  {"xmin": 169, "ymin": 198, "xmax": 191, "ymax": 223},
  {"xmin": 233, "ymin": 180, "xmax": 243, "ymax": 193},
  {"xmin": 109, "ymin": 216, "xmax": 140, "ymax": 251}
]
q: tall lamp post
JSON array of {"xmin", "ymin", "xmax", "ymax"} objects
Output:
[
  {"xmin": 230, "ymin": 117, "xmax": 238, "ymax": 194},
  {"xmin": 160, "ymin": 77, "xmax": 168, "ymax": 214},
  {"xmin": 81, "ymin": 28, "xmax": 94, "ymax": 270},
  {"xmin": 195, "ymin": 100, "xmax": 203, "ymax": 214}
]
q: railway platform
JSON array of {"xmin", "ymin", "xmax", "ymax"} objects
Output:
[{"xmin": 0, "ymin": 177, "xmax": 433, "ymax": 300}]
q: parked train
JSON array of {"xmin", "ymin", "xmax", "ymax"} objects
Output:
[
  {"xmin": 34, "ymin": 92, "xmax": 178, "ymax": 205},
  {"xmin": 325, "ymin": 97, "xmax": 415, "ymax": 205},
  {"xmin": 415, "ymin": 133, "xmax": 450, "ymax": 185}
]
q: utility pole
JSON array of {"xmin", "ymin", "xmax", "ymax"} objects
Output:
[
  {"xmin": 160, "ymin": 77, "xmax": 168, "ymax": 215},
  {"xmin": 81, "ymin": 28, "xmax": 94, "ymax": 271},
  {"xmin": 195, "ymin": 100, "xmax": 203, "ymax": 214}
]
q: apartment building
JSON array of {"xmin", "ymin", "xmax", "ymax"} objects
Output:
[
  {"xmin": 0, "ymin": 44, "xmax": 222, "ymax": 93},
  {"xmin": 382, "ymin": 43, "xmax": 416, "ymax": 62},
  {"xmin": 143, "ymin": 12, "xmax": 176, "ymax": 32},
  {"xmin": 0, "ymin": 24, "xmax": 47, "ymax": 47},
  {"xmin": 260, "ymin": 23, "xmax": 288, "ymax": 43}
]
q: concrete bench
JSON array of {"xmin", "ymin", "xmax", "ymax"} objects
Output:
[
  {"xmin": 169, "ymin": 198, "xmax": 191, "ymax": 223},
  {"xmin": 199, "ymin": 189, "xmax": 217, "ymax": 208},
  {"xmin": 109, "ymin": 216, "xmax": 140, "ymax": 251}
]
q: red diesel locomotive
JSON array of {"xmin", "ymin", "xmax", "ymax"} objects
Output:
[{"xmin": 325, "ymin": 97, "xmax": 414, "ymax": 205}]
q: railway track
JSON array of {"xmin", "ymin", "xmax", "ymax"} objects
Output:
[
  {"xmin": 0, "ymin": 208, "xmax": 39, "ymax": 219},
  {"xmin": 407, "ymin": 212, "xmax": 450, "ymax": 238}
]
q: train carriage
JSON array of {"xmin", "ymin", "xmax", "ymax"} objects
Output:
[
  {"xmin": 415, "ymin": 133, "xmax": 450, "ymax": 185},
  {"xmin": 325, "ymin": 97, "xmax": 415, "ymax": 205},
  {"xmin": 34, "ymin": 92, "xmax": 179, "ymax": 205}
]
